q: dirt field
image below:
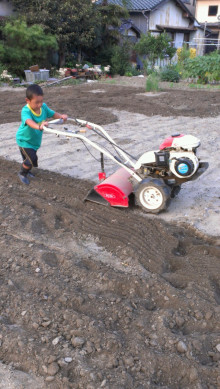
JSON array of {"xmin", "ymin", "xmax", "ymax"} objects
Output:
[
  {"xmin": 0, "ymin": 82, "xmax": 220, "ymax": 389},
  {"xmin": 1, "ymin": 80, "xmax": 220, "ymax": 125}
]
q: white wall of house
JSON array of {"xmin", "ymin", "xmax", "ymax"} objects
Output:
[
  {"xmin": 195, "ymin": 0, "xmax": 220, "ymax": 23},
  {"xmin": 174, "ymin": 32, "xmax": 185, "ymax": 47},
  {"xmin": 149, "ymin": 0, "xmax": 191, "ymax": 29},
  {"xmin": 0, "ymin": 0, "xmax": 14, "ymax": 16},
  {"xmin": 196, "ymin": 0, "xmax": 220, "ymax": 49},
  {"xmin": 190, "ymin": 28, "xmax": 206, "ymax": 55}
]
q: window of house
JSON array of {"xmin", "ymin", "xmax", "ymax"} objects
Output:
[
  {"xmin": 208, "ymin": 6, "xmax": 218, "ymax": 16},
  {"xmin": 184, "ymin": 32, "xmax": 190, "ymax": 44},
  {"xmin": 170, "ymin": 32, "xmax": 175, "ymax": 46}
]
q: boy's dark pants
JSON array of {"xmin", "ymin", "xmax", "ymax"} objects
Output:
[{"xmin": 19, "ymin": 147, "xmax": 38, "ymax": 176}]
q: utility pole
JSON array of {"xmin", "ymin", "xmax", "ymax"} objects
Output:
[{"xmin": 203, "ymin": 21, "xmax": 207, "ymax": 55}]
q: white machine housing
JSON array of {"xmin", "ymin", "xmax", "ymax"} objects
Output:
[
  {"xmin": 134, "ymin": 134, "xmax": 201, "ymax": 179},
  {"xmin": 169, "ymin": 150, "xmax": 199, "ymax": 178},
  {"xmin": 167, "ymin": 134, "xmax": 200, "ymax": 150}
]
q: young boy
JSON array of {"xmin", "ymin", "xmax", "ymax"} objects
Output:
[{"xmin": 16, "ymin": 84, "xmax": 68, "ymax": 185}]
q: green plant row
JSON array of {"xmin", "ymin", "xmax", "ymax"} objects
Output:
[{"xmin": 183, "ymin": 51, "xmax": 220, "ymax": 83}]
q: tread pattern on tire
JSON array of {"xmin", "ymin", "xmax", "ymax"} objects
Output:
[{"xmin": 135, "ymin": 178, "xmax": 171, "ymax": 214}]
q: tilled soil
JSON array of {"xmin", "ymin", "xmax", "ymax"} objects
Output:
[
  {"xmin": 1, "ymin": 82, "xmax": 220, "ymax": 125},
  {"xmin": 0, "ymin": 158, "xmax": 220, "ymax": 389},
  {"xmin": 1, "ymin": 82, "xmax": 220, "ymax": 388}
]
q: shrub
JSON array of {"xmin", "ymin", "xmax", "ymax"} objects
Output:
[
  {"xmin": 184, "ymin": 51, "xmax": 220, "ymax": 84},
  {"xmin": 160, "ymin": 67, "xmax": 180, "ymax": 82},
  {"xmin": 124, "ymin": 65, "xmax": 142, "ymax": 77},
  {"xmin": 1, "ymin": 19, "xmax": 58, "ymax": 77},
  {"xmin": 92, "ymin": 46, "xmax": 115, "ymax": 67},
  {"xmin": 176, "ymin": 44, "xmax": 190, "ymax": 63},
  {"xmin": 189, "ymin": 48, "xmax": 196, "ymax": 59},
  {"xmin": 135, "ymin": 32, "xmax": 176, "ymax": 70},
  {"xmin": 0, "ymin": 44, "xmax": 4, "ymax": 62},
  {"xmin": 0, "ymin": 63, "xmax": 6, "ymax": 81},
  {"xmin": 110, "ymin": 40, "xmax": 132, "ymax": 76},
  {"xmin": 131, "ymin": 67, "xmax": 143, "ymax": 76},
  {"xmin": 146, "ymin": 73, "xmax": 159, "ymax": 92}
]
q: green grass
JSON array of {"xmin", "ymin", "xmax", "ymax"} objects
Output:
[
  {"xmin": 146, "ymin": 73, "xmax": 159, "ymax": 92},
  {"xmin": 101, "ymin": 79, "xmax": 117, "ymax": 84},
  {"xmin": 46, "ymin": 78, "xmax": 84, "ymax": 87},
  {"xmin": 59, "ymin": 78, "xmax": 83, "ymax": 86},
  {"xmin": 188, "ymin": 83, "xmax": 220, "ymax": 90}
]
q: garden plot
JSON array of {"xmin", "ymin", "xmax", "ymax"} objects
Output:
[{"xmin": 0, "ymin": 83, "xmax": 220, "ymax": 389}]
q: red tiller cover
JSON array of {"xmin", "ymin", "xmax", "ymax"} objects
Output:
[{"xmin": 94, "ymin": 168, "xmax": 133, "ymax": 207}]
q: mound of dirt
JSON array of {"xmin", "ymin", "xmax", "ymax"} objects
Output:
[{"xmin": 0, "ymin": 158, "xmax": 220, "ymax": 389}]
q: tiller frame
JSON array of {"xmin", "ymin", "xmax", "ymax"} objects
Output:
[{"xmin": 43, "ymin": 118, "xmax": 140, "ymax": 207}]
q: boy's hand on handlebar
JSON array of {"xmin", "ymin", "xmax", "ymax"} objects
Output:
[
  {"xmin": 39, "ymin": 121, "xmax": 48, "ymax": 130},
  {"xmin": 61, "ymin": 114, "xmax": 68, "ymax": 122}
]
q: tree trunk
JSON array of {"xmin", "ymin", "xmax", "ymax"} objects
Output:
[
  {"xmin": 59, "ymin": 50, "xmax": 65, "ymax": 68},
  {"xmin": 77, "ymin": 48, "xmax": 82, "ymax": 63}
]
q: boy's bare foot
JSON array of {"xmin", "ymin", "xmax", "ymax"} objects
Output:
[{"xmin": 18, "ymin": 173, "xmax": 30, "ymax": 185}]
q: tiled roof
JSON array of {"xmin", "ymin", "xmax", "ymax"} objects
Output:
[
  {"xmin": 99, "ymin": 0, "xmax": 164, "ymax": 11},
  {"xmin": 97, "ymin": 0, "xmax": 196, "ymax": 21}
]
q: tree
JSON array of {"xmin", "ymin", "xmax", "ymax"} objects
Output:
[
  {"xmin": 96, "ymin": 1, "xmax": 129, "ymax": 45},
  {"xmin": 0, "ymin": 19, "xmax": 58, "ymax": 76},
  {"xmin": 91, "ymin": 0, "xmax": 129, "ymax": 64},
  {"xmin": 110, "ymin": 38, "xmax": 131, "ymax": 75},
  {"xmin": 135, "ymin": 32, "xmax": 176, "ymax": 70},
  {"xmin": 11, "ymin": 0, "xmax": 99, "ymax": 65}
]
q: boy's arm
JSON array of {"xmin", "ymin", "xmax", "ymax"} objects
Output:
[
  {"xmin": 52, "ymin": 112, "xmax": 68, "ymax": 121},
  {"xmin": 26, "ymin": 119, "xmax": 48, "ymax": 131}
]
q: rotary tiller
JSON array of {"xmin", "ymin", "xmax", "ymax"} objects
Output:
[{"xmin": 43, "ymin": 118, "xmax": 208, "ymax": 214}]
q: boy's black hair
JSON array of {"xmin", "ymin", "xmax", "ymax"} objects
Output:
[{"xmin": 26, "ymin": 84, "xmax": 43, "ymax": 100}]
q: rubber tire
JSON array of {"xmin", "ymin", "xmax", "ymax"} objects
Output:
[
  {"xmin": 170, "ymin": 184, "xmax": 181, "ymax": 199},
  {"xmin": 135, "ymin": 178, "xmax": 171, "ymax": 214}
]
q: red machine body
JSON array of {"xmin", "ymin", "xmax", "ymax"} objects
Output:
[
  {"xmin": 159, "ymin": 134, "xmax": 184, "ymax": 150},
  {"xmin": 93, "ymin": 168, "xmax": 133, "ymax": 207}
]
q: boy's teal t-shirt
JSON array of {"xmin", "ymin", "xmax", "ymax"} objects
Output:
[{"xmin": 16, "ymin": 103, "xmax": 55, "ymax": 150}]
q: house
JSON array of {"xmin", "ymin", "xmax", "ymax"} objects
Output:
[
  {"xmin": 101, "ymin": 0, "xmax": 206, "ymax": 56},
  {"xmin": 119, "ymin": 19, "xmax": 141, "ymax": 42},
  {"xmin": 182, "ymin": 0, "xmax": 196, "ymax": 16},
  {"xmin": 195, "ymin": 0, "xmax": 220, "ymax": 52}
]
